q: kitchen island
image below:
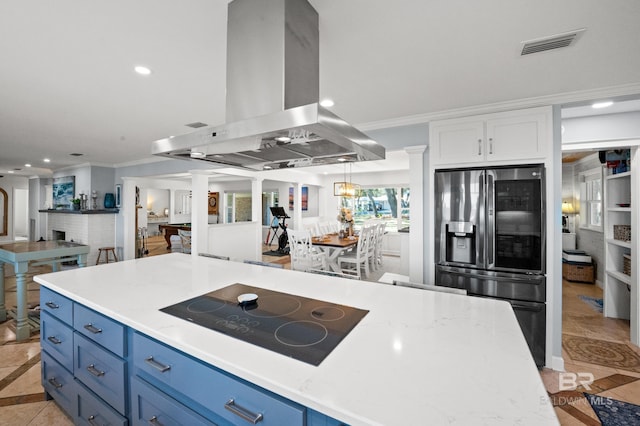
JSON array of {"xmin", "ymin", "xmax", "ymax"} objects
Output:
[{"xmin": 35, "ymin": 253, "xmax": 558, "ymax": 425}]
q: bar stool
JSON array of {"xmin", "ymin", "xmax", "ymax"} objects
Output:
[{"xmin": 96, "ymin": 247, "xmax": 118, "ymax": 265}]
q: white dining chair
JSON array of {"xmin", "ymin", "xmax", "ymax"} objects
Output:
[
  {"xmin": 338, "ymin": 226, "xmax": 372, "ymax": 279},
  {"xmin": 287, "ymin": 229, "xmax": 328, "ymax": 272}
]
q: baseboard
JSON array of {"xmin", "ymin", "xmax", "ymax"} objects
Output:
[{"xmin": 550, "ymin": 355, "xmax": 565, "ymax": 372}]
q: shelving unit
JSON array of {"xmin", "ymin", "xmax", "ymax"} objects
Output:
[{"xmin": 604, "ymin": 169, "xmax": 632, "ymax": 319}]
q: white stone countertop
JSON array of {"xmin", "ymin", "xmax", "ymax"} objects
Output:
[{"xmin": 35, "ymin": 253, "xmax": 558, "ymax": 425}]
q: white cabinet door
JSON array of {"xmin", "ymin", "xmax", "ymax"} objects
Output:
[
  {"xmin": 486, "ymin": 112, "xmax": 546, "ymax": 161},
  {"xmin": 430, "ymin": 107, "xmax": 550, "ymax": 167},
  {"xmin": 430, "ymin": 120, "xmax": 484, "ymax": 165}
]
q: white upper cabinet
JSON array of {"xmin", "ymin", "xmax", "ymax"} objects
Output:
[{"xmin": 430, "ymin": 106, "xmax": 551, "ymax": 167}]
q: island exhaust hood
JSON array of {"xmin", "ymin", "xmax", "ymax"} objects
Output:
[{"xmin": 151, "ymin": 0, "xmax": 385, "ymax": 170}]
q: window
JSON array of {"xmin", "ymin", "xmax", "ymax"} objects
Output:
[
  {"xmin": 341, "ymin": 187, "xmax": 410, "ymax": 232},
  {"xmin": 225, "ymin": 192, "xmax": 252, "ymax": 223},
  {"xmin": 579, "ymin": 167, "xmax": 603, "ymax": 232}
]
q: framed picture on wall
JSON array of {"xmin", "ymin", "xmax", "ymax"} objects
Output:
[
  {"xmin": 288, "ymin": 187, "xmax": 308, "ymax": 211},
  {"xmin": 115, "ymin": 184, "xmax": 122, "ymax": 207},
  {"xmin": 53, "ymin": 176, "xmax": 75, "ymax": 208},
  {"xmin": 208, "ymin": 192, "xmax": 219, "ymax": 215}
]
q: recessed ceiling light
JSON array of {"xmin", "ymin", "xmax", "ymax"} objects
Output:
[
  {"xmin": 134, "ymin": 66, "xmax": 152, "ymax": 76},
  {"xmin": 592, "ymin": 101, "xmax": 613, "ymax": 109},
  {"xmin": 25, "ymin": 163, "xmax": 31, "ymax": 167},
  {"xmin": 190, "ymin": 151, "xmax": 206, "ymax": 158},
  {"xmin": 275, "ymin": 136, "xmax": 291, "ymax": 143},
  {"xmin": 8, "ymin": 170, "xmax": 14, "ymax": 174},
  {"xmin": 43, "ymin": 158, "xmax": 51, "ymax": 163},
  {"xmin": 320, "ymin": 98, "xmax": 334, "ymax": 107},
  {"xmin": 337, "ymin": 158, "xmax": 347, "ymax": 162}
]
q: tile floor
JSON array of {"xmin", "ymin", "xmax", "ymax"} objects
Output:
[{"xmin": 2, "ymin": 258, "xmax": 638, "ymax": 424}]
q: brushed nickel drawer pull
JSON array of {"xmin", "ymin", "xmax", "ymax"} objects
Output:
[
  {"xmin": 45, "ymin": 301, "xmax": 59, "ymax": 309},
  {"xmin": 48, "ymin": 377, "xmax": 63, "ymax": 388},
  {"xmin": 47, "ymin": 336, "xmax": 62, "ymax": 345},
  {"xmin": 478, "ymin": 139, "xmax": 482, "ymax": 155},
  {"xmin": 84, "ymin": 323, "xmax": 102, "ymax": 334},
  {"xmin": 149, "ymin": 415, "xmax": 164, "ymax": 425},
  {"xmin": 145, "ymin": 356, "xmax": 171, "ymax": 373},
  {"xmin": 87, "ymin": 364, "xmax": 105, "ymax": 377},
  {"xmin": 489, "ymin": 137, "xmax": 493, "ymax": 154},
  {"xmin": 224, "ymin": 398, "xmax": 263, "ymax": 424},
  {"xmin": 87, "ymin": 415, "xmax": 99, "ymax": 426}
]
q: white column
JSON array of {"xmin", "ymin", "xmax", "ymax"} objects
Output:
[
  {"xmin": 191, "ymin": 171, "xmax": 209, "ymax": 256},
  {"xmin": 122, "ymin": 178, "xmax": 137, "ymax": 260},
  {"xmin": 405, "ymin": 145, "xmax": 427, "ymax": 283},
  {"xmin": 252, "ymin": 178, "xmax": 264, "ymax": 260},
  {"xmin": 293, "ymin": 183, "xmax": 303, "ymax": 231}
]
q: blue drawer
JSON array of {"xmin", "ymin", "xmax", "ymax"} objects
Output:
[
  {"xmin": 131, "ymin": 377, "xmax": 216, "ymax": 426},
  {"xmin": 74, "ymin": 332, "xmax": 127, "ymax": 415},
  {"xmin": 40, "ymin": 311, "xmax": 73, "ymax": 370},
  {"xmin": 133, "ymin": 332, "xmax": 304, "ymax": 426},
  {"xmin": 41, "ymin": 350, "xmax": 77, "ymax": 418},
  {"xmin": 74, "ymin": 303, "xmax": 126, "ymax": 357},
  {"xmin": 76, "ymin": 380, "xmax": 128, "ymax": 426},
  {"xmin": 40, "ymin": 287, "xmax": 73, "ymax": 325}
]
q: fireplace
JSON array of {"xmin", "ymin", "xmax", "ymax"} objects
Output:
[{"xmin": 52, "ymin": 230, "xmax": 65, "ymax": 241}]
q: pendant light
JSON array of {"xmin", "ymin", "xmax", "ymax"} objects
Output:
[{"xmin": 333, "ymin": 162, "xmax": 359, "ymax": 197}]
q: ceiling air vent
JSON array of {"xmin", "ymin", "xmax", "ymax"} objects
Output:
[
  {"xmin": 185, "ymin": 122, "xmax": 208, "ymax": 129},
  {"xmin": 521, "ymin": 28, "xmax": 585, "ymax": 56}
]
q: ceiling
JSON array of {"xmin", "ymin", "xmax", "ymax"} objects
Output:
[{"xmin": 1, "ymin": 0, "xmax": 639, "ymax": 178}]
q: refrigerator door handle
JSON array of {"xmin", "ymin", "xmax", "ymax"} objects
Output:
[
  {"xmin": 487, "ymin": 172, "xmax": 495, "ymax": 267},
  {"xmin": 478, "ymin": 172, "xmax": 486, "ymax": 268}
]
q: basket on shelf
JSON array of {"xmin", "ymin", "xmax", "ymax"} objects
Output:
[
  {"xmin": 623, "ymin": 254, "xmax": 631, "ymax": 276},
  {"xmin": 613, "ymin": 224, "xmax": 631, "ymax": 242},
  {"xmin": 562, "ymin": 261, "xmax": 595, "ymax": 283}
]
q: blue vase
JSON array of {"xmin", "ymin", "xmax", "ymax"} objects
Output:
[{"xmin": 104, "ymin": 193, "xmax": 115, "ymax": 209}]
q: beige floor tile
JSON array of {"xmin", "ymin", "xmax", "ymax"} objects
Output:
[
  {"xmin": 0, "ymin": 343, "xmax": 40, "ymax": 368},
  {"xmin": 600, "ymin": 378, "xmax": 640, "ymax": 404},
  {"xmin": 0, "ymin": 362, "xmax": 44, "ymax": 398},
  {"xmin": 27, "ymin": 401, "xmax": 73, "ymax": 426},
  {"xmin": 0, "ymin": 400, "xmax": 48, "ymax": 426}
]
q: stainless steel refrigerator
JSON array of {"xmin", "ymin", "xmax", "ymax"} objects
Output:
[{"xmin": 434, "ymin": 164, "xmax": 546, "ymax": 366}]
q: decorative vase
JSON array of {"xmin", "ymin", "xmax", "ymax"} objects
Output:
[
  {"xmin": 104, "ymin": 193, "xmax": 115, "ymax": 209},
  {"xmin": 348, "ymin": 222, "xmax": 354, "ymax": 237}
]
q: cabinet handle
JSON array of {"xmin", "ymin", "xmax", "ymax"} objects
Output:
[
  {"xmin": 87, "ymin": 364, "xmax": 105, "ymax": 377},
  {"xmin": 47, "ymin": 336, "xmax": 62, "ymax": 345},
  {"xmin": 87, "ymin": 415, "xmax": 99, "ymax": 426},
  {"xmin": 45, "ymin": 301, "xmax": 59, "ymax": 309},
  {"xmin": 478, "ymin": 139, "xmax": 482, "ymax": 156},
  {"xmin": 489, "ymin": 137, "xmax": 493, "ymax": 154},
  {"xmin": 84, "ymin": 323, "xmax": 102, "ymax": 334},
  {"xmin": 224, "ymin": 398, "xmax": 264, "ymax": 424},
  {"xmin": 145, "ymin": 356, "xmax": 171, "ymax": 373},
  {"xmin": 48, "ymin": 377, "xmax": 63, "ymax": 389},
  {"xmin": 149, "ymin": 415, "xmax": 164, "ymax": 425}
]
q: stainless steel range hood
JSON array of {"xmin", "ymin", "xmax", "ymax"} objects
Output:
[{"xmin": 152, "ymin": 0, "xmax": 385, "ymax": 170}]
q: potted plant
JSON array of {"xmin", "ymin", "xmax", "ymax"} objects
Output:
[{"xmin": 71, "ymin": 198, "xmax": 81, "ymax": 210}]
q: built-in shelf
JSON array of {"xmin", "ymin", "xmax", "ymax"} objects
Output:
[
  {"xmin": 606, "ymin": 269, "xmax": 632, "ymax": 285},
  {"xmin": 39, "ymin": 209, "xmax": 119, "ymax": 214},
  {"xmin": 606, "ymin": 238, "xmax": 632, "ymax": 249}
]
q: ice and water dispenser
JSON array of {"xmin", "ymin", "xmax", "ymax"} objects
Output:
[{"xmin": 445, "ymin": 221, "xmax": 476, "ymax": 265}]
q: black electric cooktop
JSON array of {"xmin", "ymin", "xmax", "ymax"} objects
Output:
[{"xmin": 160, "ymin": 283, "xmax": 369, "ymax": 366}]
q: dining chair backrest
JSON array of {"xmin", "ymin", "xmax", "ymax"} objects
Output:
[
  {"xmin": 288, "ymin": 229, "xmax": 327, "ymax": 271},
  {"xmin": 392, "ymin": 280, "xmax": 468, "ymax": 295}
]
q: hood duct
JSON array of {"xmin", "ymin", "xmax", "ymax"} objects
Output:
[{"xmin": 152, "ymin": 0, "xmax": 385, "ymax": 170}]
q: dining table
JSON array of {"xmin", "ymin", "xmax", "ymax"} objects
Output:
[
  {"xmin": 311, "ymin": 233, "xmax": 358, "ymax": 273},
  {"xmin": 0, "ymin": 240, "xmax": 89, "ymax": 340}
]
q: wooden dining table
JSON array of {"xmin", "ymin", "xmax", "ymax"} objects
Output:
[
  {"xmin": 0, "ymin": 240, "xmax": 89, "ymax": 340},
  {"xmin": 311, "ymin": 234, "xmax": 358, "ymax": 273}
]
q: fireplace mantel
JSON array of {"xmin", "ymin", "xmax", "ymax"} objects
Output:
[{"xmin": 39, "ymin": 209, "xmax": 119, "ymax": 214}]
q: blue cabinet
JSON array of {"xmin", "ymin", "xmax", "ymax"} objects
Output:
[{"xmin": 41, "ymin": 287, "xmax": 346, "ymax": 425}]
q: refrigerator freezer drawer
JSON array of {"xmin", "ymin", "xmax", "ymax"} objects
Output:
[{"xmin": 435, "ymin": 265, "xmax": 545, "ymax": 303}]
